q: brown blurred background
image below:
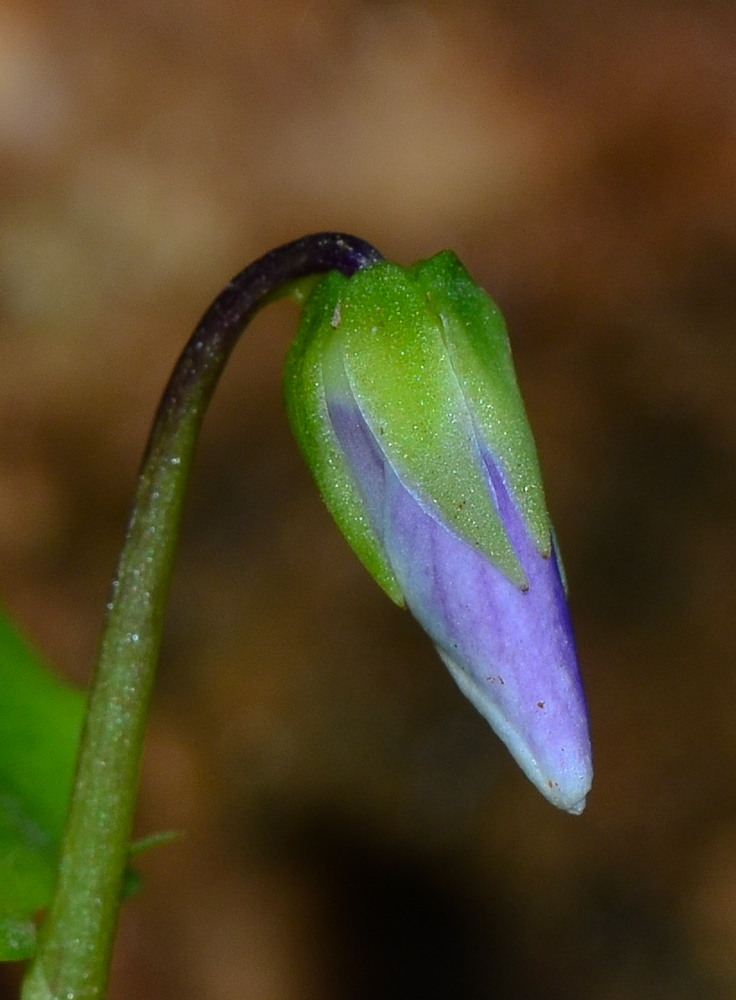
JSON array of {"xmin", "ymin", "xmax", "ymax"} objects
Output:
[{"xmin": 2, "ymin": 0, "xmax": 736, "ymax": 997}]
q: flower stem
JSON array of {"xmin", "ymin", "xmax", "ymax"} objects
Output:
[{"xmin": 20, "ymin": 233, "xmax": 383, "ymax": 1000}]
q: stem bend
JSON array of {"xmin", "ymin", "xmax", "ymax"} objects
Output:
[{"xmin": 22, "ymin": 233, "xmax": 382, "ymax": 1000}]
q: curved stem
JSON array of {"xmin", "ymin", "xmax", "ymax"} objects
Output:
[{"xmin": 21, "ymin": 233, "xmax": 383, "ymax": 1000}]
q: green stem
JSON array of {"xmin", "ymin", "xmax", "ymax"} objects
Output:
[{"xmin": 21, "ymin": 233, "xmax": 382, "ymax": 1000}]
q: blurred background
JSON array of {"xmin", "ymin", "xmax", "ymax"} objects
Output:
[{"xmin": 1, "ymin": 0, "xmax": 736, "ymax": 996}]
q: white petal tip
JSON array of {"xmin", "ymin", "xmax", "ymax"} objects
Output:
[
  {"xmin": 438, "ymin": 649, "xmax": 592, "ymax": 815},
  {"xmin": 564, "ymin": 796, "xmax": 587, "ymax": 816}
]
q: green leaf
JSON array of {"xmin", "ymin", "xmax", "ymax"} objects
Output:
[{"xmin": 0, "ymin": 610, "xmax": 85, "ymax": 961}]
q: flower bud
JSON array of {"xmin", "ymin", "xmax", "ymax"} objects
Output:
[{"xmin": 284, "ymin": 250, "xmax": 592, "ymax": 813}]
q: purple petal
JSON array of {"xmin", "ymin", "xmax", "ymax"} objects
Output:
[
  {"xmin": 328, "ymin": 399, "xmax": 592, "ymax": 813},
  {"xmin": 386, "ymin": 453, "xmax": 591, "ymax": 813}
]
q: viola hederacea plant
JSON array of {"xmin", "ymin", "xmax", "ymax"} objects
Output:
[{"xmin": 5, "ymin": 233, "xmax": 591, "ymax": 1000}]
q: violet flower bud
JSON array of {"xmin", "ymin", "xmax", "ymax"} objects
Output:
[{"xmin": 284, "ymin": 250, "xmax": 592, "ymax": 813}]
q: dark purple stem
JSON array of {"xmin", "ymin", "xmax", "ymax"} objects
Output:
[{"xmin": 154, "ymin": 232, "xmax": 383, "ymax": 427}]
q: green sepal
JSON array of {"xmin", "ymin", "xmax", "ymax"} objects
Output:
[
  {"xmin": 410, "ymin": 251, "xmax": 552, "ymax": 559},
  {"xmin": 328, "ymin": 260, "xmax": 530, "ymax": 587},
  {"xmin": 284, "ymin": 270, "xmax": 405, "ymax": 604}
]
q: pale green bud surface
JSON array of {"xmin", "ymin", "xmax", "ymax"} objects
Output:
[{"xmin": 284, "ymin": 249, "xmax": 592, "ymax": 813}]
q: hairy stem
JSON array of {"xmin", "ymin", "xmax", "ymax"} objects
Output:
[{"xmin": 21, "ymin": 233, "xmax": 382, "ymax": 1000}]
